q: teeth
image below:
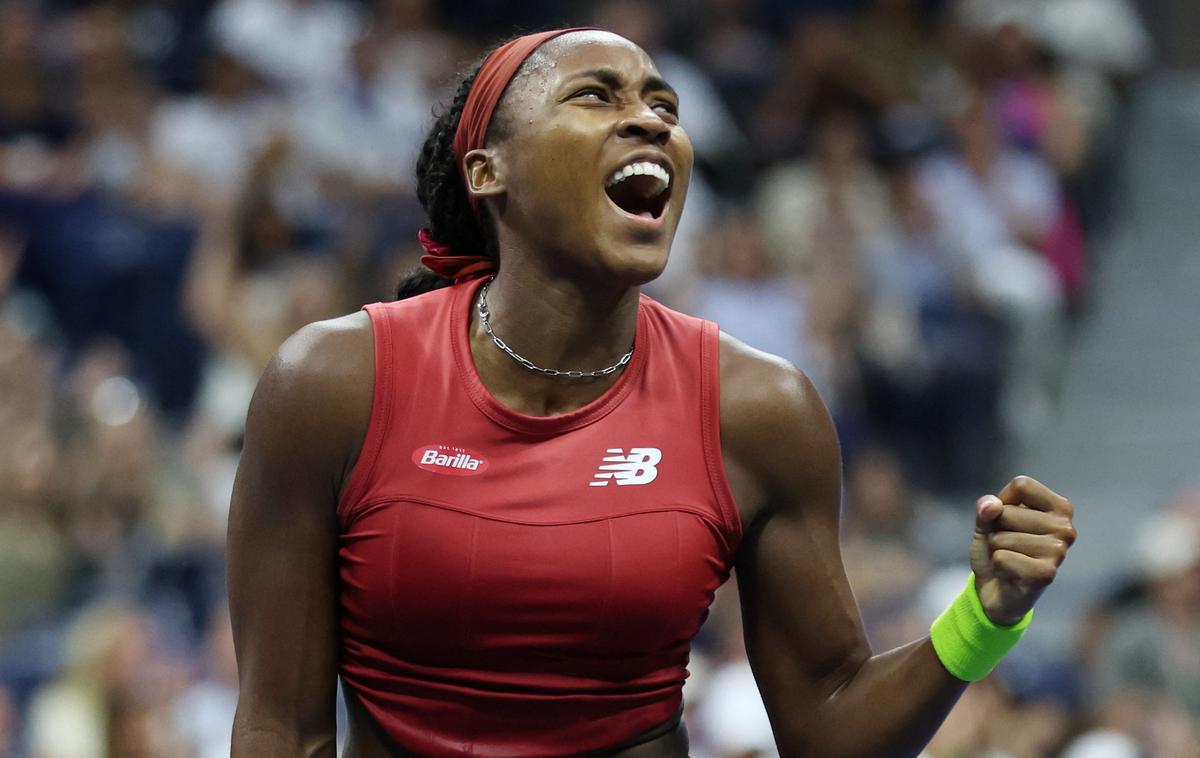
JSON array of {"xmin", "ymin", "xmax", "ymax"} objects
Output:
[{"xmin": 605, "ymin": 161, "xmax": 671, "ymax": 194}]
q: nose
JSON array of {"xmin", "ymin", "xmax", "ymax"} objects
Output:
[{"xmin": 617, "ymin": 108, "xmax": 670, "ymax": 147}]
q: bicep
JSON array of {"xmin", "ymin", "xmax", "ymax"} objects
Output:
[
  {"xmin": 228, "ymin": 323, "xmax": 369, "ymax": 753},
  {"xmin": 725, "ymin": 361, "xmax": 870, "ymax": 750},
  {"xmin": 228, "ymin": 429, "xmax": 339, "ymax": 750},
  {"xmin": 736, "ymin": 505, "xmax": 870, "ymax": 748}
]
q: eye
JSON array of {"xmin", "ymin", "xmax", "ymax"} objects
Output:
[
  {"xmin": 652, "ymin": 100, "xmax": 679, "ymax": 119},
  {"xmin": 571, "ymin": 86, "xmax": 609, "ymax": 102}
]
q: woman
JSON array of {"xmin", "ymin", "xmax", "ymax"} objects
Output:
[{"xmin": 228, "ymin": 29, "xmax": 1077, "ymax": 757}]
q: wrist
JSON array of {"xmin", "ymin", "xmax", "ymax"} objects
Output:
[
  {"xmin": 929, "ymin": 573, "xmax": 1033, "ymax": 682},
  {"xmin": 975, "ymin": 576, "xmax": 1030, "ymax": 626},
  {"xmin": 986, "ymin": 610, "xmax": 1027, "ymax": 627}
]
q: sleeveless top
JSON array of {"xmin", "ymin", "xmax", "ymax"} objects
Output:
[{"xmin": 336, "ymin": 276, "xmax": 743, "ymax": 757}]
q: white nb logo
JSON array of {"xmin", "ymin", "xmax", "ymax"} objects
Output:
[{"xmin": 590, "ymin": 448, "xmax": 662, "ymax": 487}]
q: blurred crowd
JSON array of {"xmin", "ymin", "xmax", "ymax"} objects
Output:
[{"xmin": 1, "ymin": 0, "xmax": 1197, "ymax": 756}]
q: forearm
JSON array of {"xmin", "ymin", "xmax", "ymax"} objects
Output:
[
  {"xmin": 231, "ymin": 709, "xmax": 337, "ymax": 758},
  {"xmin": 794, "ymin": 638, "xmax": 966, "ymax": 758}
]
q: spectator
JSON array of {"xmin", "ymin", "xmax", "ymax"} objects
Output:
[
  {"xmin": 149, "ymin": 52, "xmax": 278, "ymax": 195},
  {"xmin": 840, "ymin": 447, "xmax": 932, "ymax": 649},
  {"xmin": 693, "ymin": 659, "xmax": 780, "ymax": 758},
  {"xmin": 689, "ymin": 213, "xmax": 815, "ymax": 376},
  {"xmin": 173, "ymin": 609, "xmax": 238, "ymax": 758},
  {"xmin": 756, "ymin": 106, "xmax": 888, "ymax": 279},
  {"xmin": 287, "ymin": 7, "xmax": 452, "ymax": 193},
  {"xmin": 753, "ymin": 106, "xmax": 889, "ymax": 412},
  {"xmin": 916, "ymin": 92, "xmax": 1065, "ymax": 437},
  {"xmin": 0, "ymin": 4, "xmax": 73, "ymax": 148},
  {"xmin": 25, "ymin": 605, "xmax": 188, "ymax": 758},
  {"xmin": 210, "ymin": 0, "xmax": 363, "ymax": 93},
  {"xmin": 955, "ymin": 0, "xmax": 1151, "ymax": 81},
  {"xmin": 858, "ymin": 159, "xmax": 1005, "ymax": 489},
  {"xmin": 0, "ymin": 419, "xmax": 70, "ymax": 641},
  {"xmin": 688, "ymin": 0, "xmax": 779, "ymax": 142},
  {"xmin": 1095, "ymin": 499, "xmax": 1200, "ymax": 716}
]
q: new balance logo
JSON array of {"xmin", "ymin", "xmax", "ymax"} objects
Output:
[{"xmin": 590, "ymin": 448, "xmax": 661, "ymax": 487}]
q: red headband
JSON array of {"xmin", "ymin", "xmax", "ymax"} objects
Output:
[{"xmin": 419, "ymin": 27, "xmax": 598, "ymax": 283}]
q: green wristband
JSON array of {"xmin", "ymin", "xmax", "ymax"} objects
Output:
[{"xmin": 929, "ymin": 573, "xmax": 1033, "ymax": 682}]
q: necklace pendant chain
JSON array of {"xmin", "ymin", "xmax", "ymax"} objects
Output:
[{"xmin": 476, "ymin": 282, "xmax": 635, "ymax": 379}]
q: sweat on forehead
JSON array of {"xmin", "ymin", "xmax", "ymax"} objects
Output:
[
  {"xmin": 514, "ymin": 30, "xmax": 651, "ymax": 85},
  {"xmin": 458, "ymin": 27, "xmax": 660, "ymax": 172},
  {"xmin": 485, "ymin": 30, "xmax": 656, "ymax": 135}
]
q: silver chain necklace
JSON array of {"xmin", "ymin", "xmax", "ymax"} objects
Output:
[{"xmin": 476, "ymin": 282, "xmax": 634, "ymax": 378}]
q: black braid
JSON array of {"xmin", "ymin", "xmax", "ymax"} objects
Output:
[{"xmin": 396, "ymin": 48, "xmax": 517, "ymax": 301}]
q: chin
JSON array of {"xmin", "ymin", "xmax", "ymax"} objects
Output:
[{"xmin": 600, "ymin": 238, "xmax": 672, "ymax": 286}]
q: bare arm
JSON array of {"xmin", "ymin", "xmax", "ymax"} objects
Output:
[
  {"xmin": 228, "ymin": 312, "xmax": 373, "ymax": 757},
  {"xmin": 720, "ymin": 336, "xmax": 1074, "ymax": 756}
]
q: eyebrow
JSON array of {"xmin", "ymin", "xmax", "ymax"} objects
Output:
[{"xmin": 569, "ymin": 67, "xmax": 679, "ymax": 103}]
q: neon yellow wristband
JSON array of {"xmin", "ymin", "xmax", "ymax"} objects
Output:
[{"xmin": 929, "ymin": 573, "xmax": 1033, "ymax": 682}]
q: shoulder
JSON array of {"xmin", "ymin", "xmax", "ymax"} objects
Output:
[
  {"xmin": 259, "ymin": 311, "xmax": 373, "ymax": 407},
  {"xmin": 717, "ymin": 331, "xmax": 841, "ymax": 525},
  {"xmin": 244, "ymin": 311, "xmax": 375, "ymax": 493}
]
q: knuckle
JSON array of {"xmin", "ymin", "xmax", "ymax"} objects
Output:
[
  {"xmin": 1011, "ymin": 474, "xmax": 1034, "ymax": 493},
  {"xmin": 1026, "ymin": 564, "xmax": 1056, "ymax": 587},
  {"xmin": 1052, "ymin": 540, "xmax": 1068, "ymax": 564},
  {"xmin": 1060, "ymin": 498, "xmax": 1075, "ymax": 518},
  {"xmin": 1058, "ymin": 523, "xmax": 1078, "ymax": 545},
  {"xmin": 998, "ymin": 551, "xmax": 1022, "ymax": 571}
]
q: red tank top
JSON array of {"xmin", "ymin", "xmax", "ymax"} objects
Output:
[{"xmin": 336, "ymin": 277, "xmax": 742, "ymax": 757}]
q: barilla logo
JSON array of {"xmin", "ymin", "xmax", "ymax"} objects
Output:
[{"xmin": 411, "ymin": 444, "xmax": 489, "ymax": 476}]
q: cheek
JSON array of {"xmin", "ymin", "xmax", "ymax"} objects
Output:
[
  {"xmin": 548, "ymin": 126, "xmax": 606, "ymax": 187},
  {"xmin": 668, "ymin": 131, "xmax": 694, "ymax": 208},
  {"xmin": 673, "ymin": 127, "xmax": 694, "ymax": 160},
  {"xmin": 507, "ymin": 128, "xmax": 603, "ymax": 220}
]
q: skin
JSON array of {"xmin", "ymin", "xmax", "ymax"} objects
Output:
[{"xmin": 228, "ymin": 31, "xmax": 1078, "ymax": 757}]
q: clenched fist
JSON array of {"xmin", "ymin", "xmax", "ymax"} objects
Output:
[{"xmin": 971, "ymin": 476, "xmax": 1077, "ymax": 626}]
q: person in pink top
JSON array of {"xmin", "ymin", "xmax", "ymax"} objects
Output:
[{"xmin": 227, "ymin": 28, "xmax": 1078, "ymax": 757}]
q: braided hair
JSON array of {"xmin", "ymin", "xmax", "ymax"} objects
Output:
[{"xmin": 396, "ymin": 47, "xmax": 519, "ymax": 301}]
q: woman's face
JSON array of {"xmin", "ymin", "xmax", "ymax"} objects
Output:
[{"xmin": 478, "ymin": 31, "xmax": 693, "ymax": 286}]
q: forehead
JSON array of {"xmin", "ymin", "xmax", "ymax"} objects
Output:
[{"xmin": 524, "ymin": 31, "xmax": 661, "ymax": 87}]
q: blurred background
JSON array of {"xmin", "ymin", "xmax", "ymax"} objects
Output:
[{"xmin": 1, "ymin": 0, "xmax": 1198, "ymax": 755}]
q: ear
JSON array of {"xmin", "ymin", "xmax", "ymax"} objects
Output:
[{"xmin": 462, "ymin": 148, "xmax": 507, "ymax": 202}]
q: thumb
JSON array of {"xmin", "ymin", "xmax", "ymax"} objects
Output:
[
  {"xmin": 974, "ymin": 495, "xmax": 1003, "ymax": 534},
  {"xmin": 971, "ymin": 495, "xmax": 1003, "ymax": 581}
]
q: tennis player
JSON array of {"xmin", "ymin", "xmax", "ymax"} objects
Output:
[{"xmin": 228, "ymin": 28, "xmax": 1077, "ymax": 757}]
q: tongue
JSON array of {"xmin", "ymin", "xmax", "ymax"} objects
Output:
[{"xmin": 637, "ymin": 211, "xmax": 654, "ymax": 219}]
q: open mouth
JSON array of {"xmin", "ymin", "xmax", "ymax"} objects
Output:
[{"xmin": 603, "ymin": 160, "xmax": 671, "ymax": 220}]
